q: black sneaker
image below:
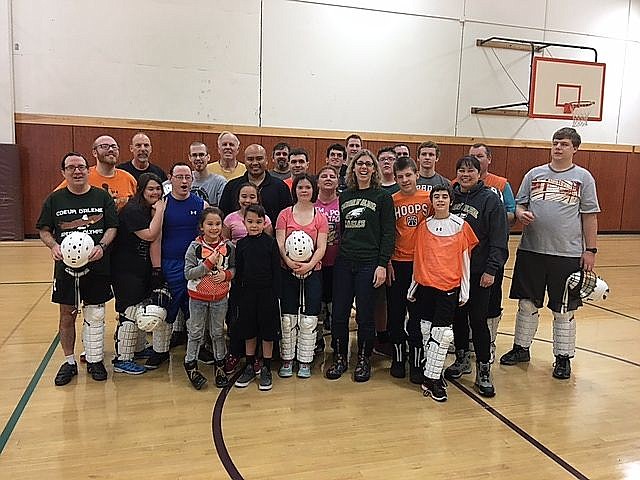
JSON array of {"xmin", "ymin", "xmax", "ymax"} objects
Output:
[
  {"xmin": 214, "ymin": 362, "xmax": 228, "ymax": 388},
  {"xmin": 422, "ymin": 377, "xmax": 448, "ymax": 402},
  {"xmin": 390, "ymin": 360, "xmax": 406, "ymax": 378},
  {"xmin": 54, "ymin": 362, "xmax": 78, "ymax": 386},
  {"xmin": 235, "ymin": 363, "xmax": 257, "ymax": 388},
  {"xmin": 409, "ymin": 365, "xmax": 425, "ymax": 384},
  {"xmin": 500, "ymin": 344, "xmax": 530, "ymax": 366},
  {"xmin": 86, "ymin": 361, "xmax": 107, "ymax": 381},
  {"xmin": 169, "ymin": 330, "xmax": 187, "ymax": 349},
  {"xmin": 325, "ymin": 354, "xmax": 348, "ymax": 380},
  {"xmin": 146, "ymin": 351, "xmax": 170, "ymax": 370},
  {"xmin": 198, "ymin": 348, "xmax": 216, "ymax": 365},
  {"xmin": 552, "ymin": 355, "xmax": 571, "ymax": 379},
  {"xmin": 354, "ymin": 355, "xmax": 371, "ymax": 383},
  {"xmin": 184, "ymin": 360, "xmax": 207, "ymax": 390},
  {"xmin": 259, "ymin": 366, "xmax": 273, "ymax": 391}
]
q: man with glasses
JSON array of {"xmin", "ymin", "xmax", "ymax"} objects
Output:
[
  {"xmin": 161, "ymin": 162, "xmax": 206, "ymax": 357},
  {"xmin": 189, "ymin": 141, "xmax": 227, "ymax": 206},
  {"xmin": 377, "ymin": 147, "xmax": 399, "ymax": 194},
  {"xmin": 269, "ymin": 142, "xmax": 291, "ymax": 181},
  {"xmin": 37, "ymin": 152, "xmax": 118, "ymax": 385},
  {"xmin": 207, "ymin": 131, "xmax": 247, "ymax": 181},
  {"xmin": 117, "ymin": 132, "xmax": 167, "ymax": 183}
]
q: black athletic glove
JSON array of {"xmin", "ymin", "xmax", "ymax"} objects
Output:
[{"xmin": 150, "ymin": 267, "xmax": 165, "ymax": 290}]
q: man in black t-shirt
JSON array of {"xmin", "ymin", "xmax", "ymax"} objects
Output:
[{"xmin": 118, "ymin": 132, "xmax": 168, "ymax": 182}]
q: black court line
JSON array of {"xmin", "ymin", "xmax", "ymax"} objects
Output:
[
  {"xmin": 449, "ymin": 378, "xmax": 590, "ymax": 480},
  {"xmin": 499, "ymin": 332, "xmax": 640, "ymax": 368},
  {"xmin": 0, "ymin": 286, "xmax": 51, "ymax": 349},
  {"xmin": 212, "ymin": 370, "xmax": 245, "ymax": 480}
]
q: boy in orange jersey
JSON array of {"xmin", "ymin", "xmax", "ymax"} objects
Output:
[
  {"xmin": 408, "ymin": 184, "xmax": 478, "ymax": 402},
  {"xmin": 387, "ymin": 157, "xmax": 431, "ymax": 382}
]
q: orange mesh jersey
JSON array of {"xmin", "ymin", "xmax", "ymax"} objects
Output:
[
  {"xmin": 413, "ymin": 213, "xmax": 479, "ymax": 304},
  {"xmin": 483, "ymin": 173, "xmax": 507, "ymax": 192},
  {"xmin": 391, "ymin": 190, "xmax": 431, "ymax": 261}
]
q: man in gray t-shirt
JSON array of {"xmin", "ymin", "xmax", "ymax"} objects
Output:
[
  {"xmin": 189, "ymin": 141, "xmax": 227, "ymax": 206},
  {"xmin": 416, "ymin": 141, "xmax": 451, "ymax": 192},
  {"xmin": 502, "ymin": 127, "xmax": 600, "ymax": 380}
]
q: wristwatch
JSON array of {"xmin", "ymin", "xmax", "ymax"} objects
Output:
[{"xmin": 585, "ymin": 247, "xmax": 597, "ymax": 254}]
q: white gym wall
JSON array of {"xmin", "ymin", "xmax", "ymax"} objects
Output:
[
  {"xmin": 7, "ymin": 0, "xmax": 640, "ymax": 144},
  {"xmin": 0, "ymin": 0, "xmax": 15, "ymax": 143}
]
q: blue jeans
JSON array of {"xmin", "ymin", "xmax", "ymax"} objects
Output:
[
  {"xmin": 186, "ymin": 298, "xmax": 228, "ymax": 362},
  {"xmin": 331, "ymin": 256, "xmax": 378, "ymax": 356}
]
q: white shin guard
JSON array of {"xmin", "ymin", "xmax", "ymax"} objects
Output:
[
  {"xmin": 487, "ymin": 314, "xmax": 501, "ymax": 344},
  {"xmin": 514, "ymin": 299, "xmax": 539, "ymax": 348},
  {"xmin": 280, "ymin": 314, "xmax": 298, "ymax": 361},
  {"xmin": 420, "ymin": 319, "xmax": 433, "ymax": 353},
  {"xmin": 115, "ymin": 314, "xmax": 138, "ymax": 361},
  {"xmin": 297, "ymin": 315, "xmax": 318, "ymax": 364},
  {"xmin": 82, "ymin": 304, "xmax": 105, "ymax": 363},
  {"xmin": 152, "ymin": 320, "xmax": 172, "ymax": 353},
  {"xmin": 423, "ymin": 326, "xmax": 454, "ymax": 380},
  {"xmin": 135, "ymin": 327, "xmax": 148, "ymax": 353},
  {"xmin": 552, "ymin": 311, "xmax": 576, "ymax": 357}
]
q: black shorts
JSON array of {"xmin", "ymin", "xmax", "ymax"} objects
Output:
[
  {"xmin": 509, "ymin": 249, "xmax": 582, "ymax": 312},
  {"xmin": 52, "ymin": 269, "xmax": 113, "ymax": 306},
  {"xmin": 236, "ymin": 286, "xmax": 280, "ymax": 341},
  {"xmin": 414, "ymin": 285, "xmax": 458, "ymax": 328},
  {"xmin": 112, "ymin": 271, "xmax": 151, "ymax": 312}
]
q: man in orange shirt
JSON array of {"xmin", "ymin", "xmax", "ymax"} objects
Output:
[{"xmin": 387, "ymin": 157, "xmax": 431, "ymax": 382}]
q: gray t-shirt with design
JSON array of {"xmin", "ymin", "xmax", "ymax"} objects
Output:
[
  {"xmin": 516, "ymin": 164, "xmax": 600, "ymax": 257},
  {"xmin": 191, "ymin": 173, "xmax": 227, "ymax": 206},
  {"xmin": 417, "ymin": 172, "xmax": 451, "ymax": 192}
]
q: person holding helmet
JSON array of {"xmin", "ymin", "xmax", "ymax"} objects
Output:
[{"xmin": 37, "ymin": 152, "xmax": 118, "ymax": 386}]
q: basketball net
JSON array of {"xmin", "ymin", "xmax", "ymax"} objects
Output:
[{"xmin": 563, "ymin": 101, "xmax": 595, "ymax": 127}]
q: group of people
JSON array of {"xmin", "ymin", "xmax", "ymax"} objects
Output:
[{"xmin": 37, "ymin": 126, "xmax": 600, "ymax": 402}]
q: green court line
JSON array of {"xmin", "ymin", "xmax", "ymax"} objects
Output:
[{"xmin": 0, "ymin": 334, "xmax": 59, "ymax": 455}]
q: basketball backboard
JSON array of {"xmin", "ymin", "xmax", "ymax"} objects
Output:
[{"xmin": 529, "ymin": 57, "xmax": 605, "ymax": 121}]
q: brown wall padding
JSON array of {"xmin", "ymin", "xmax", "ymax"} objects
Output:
[{"xmin": 0, "ymin": 143, "xmax": 24, "ymax": 240}]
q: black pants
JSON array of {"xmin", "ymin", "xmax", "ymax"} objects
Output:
[
  {"xmin": 386, "ymin": 261, "xmax": 414, "ymax": 345},
  {"xmin": 409, "ymin": 285, "xmax": 458, "ymax": 347},
  {"xmin": 487, "ymin": 268, "xmax": 504, "ymax": 318},
  {"xmin": 453, "ymin": 272, "xmax": 491, "ymax": 363}
]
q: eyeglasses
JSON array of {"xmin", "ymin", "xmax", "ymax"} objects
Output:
[
  {"xmin": 190, "ymin": 152, "xmax": 208, "ymax": 158},
  {"xmin": 95, "ymin": 144, "xmax": 119, "ymax": 150},
  {"xmin": 63, "ymin": 165, "xmax": 88, "ymax": 173},
  {"xmin": 172, "ymin": 175, "xmax": 193, "ymax": 181},
  {"xmin": 355, "ymin": 161, "xmax": 374, "ymax": 167}
]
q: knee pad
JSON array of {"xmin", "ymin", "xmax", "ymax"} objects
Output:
[
  {"xmin": 152, "ymin": 319, "xmax": 172, "ymax": 353},
  {"xmin": 280, "ymin": 314, "xmax": 298, "ymax": 361},
  {"xmin": 420, "ymin": 319, "xmax": 432, "ymax": 351},
  {"xmin": 297, "ymin": 315, "xmax": 318, "ymax": 363},
  {"xmin": 487, "ymin": 314, "xmax": 502, "ymax": 343},
  {"xmin": 82, "ymin": 304, "xmax": 105, "ymax": 363},
  {"xmin": 115, "ymin": 314, "xmax": 138, "ymax": 361},
  {"xmin": 424, "ymin": 326, "xmax": 453, "ymax": 380},
  {"xmin": 552, "ymin": 310, "xmax": 576, "ymax": 357},
  {"xmin": 514, "ymin": 299, "xmax": 539, "ymax": 348}
]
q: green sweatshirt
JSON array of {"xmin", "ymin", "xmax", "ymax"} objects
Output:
[{"xmin": 338, "ymin": 186, "xmax": 395, "ymax": 267}]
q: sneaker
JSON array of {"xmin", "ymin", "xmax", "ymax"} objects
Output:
[
  {"xmin": 354, "ymin": 355, "xmax": 371, "ymax": 383},
  {"xmin": 184, "ymin": 360, "xmax": 207, "ymax": 390},
  {"xmin": 133, "ymin": 346, "xmax": 154, "ymax": 360},
  {"xmin": 113, "ymin": 359, "xmax": 146, "ymax": 375},
  {"xmin": 409, "ymin": 347, "xmax": 425, "ymax": 384},
  {"xmin": 278, "ymin": 360, "xmax": 293, "ymax": 378},
  {"xmin": 214, "ymin": 363, "xmax": 228, "ymax": 388},
  {"xmin": 259, "ymin": 366, "xmax": 273, "ymax": 391},
  {"xmin": 499, "ymin": 344, "xmax": 530, "ymax": 366},
  {"xmin": 169, "ymin": 330, "xmax": 187, "ymax": 349},
  {"xmin": 224, "ymin": 354, "xmax": 241, "ymax": 375},
  {"xmin": 145, "ymin": 351, "xmax": 170, "ymax": 370},
  {"xmin": 409, "ymin": 365, "xmax": 425, "ymax": 384},
  {"xmin": 422, "ymin": 377, "xmax": 448, "ymax": 402},
  {"xmin": 253, "ymin": 357, "xmax": 262, "ymax": 375},
  {"xmin": 297, "ymin": 362, "xmax": 311, "ymax": 378},
  {"xmin": 235, "ymin": 363, "xmax": 257, "ymax": 388},
  {"xmin": 87, "ymin": 361, "xmax": 108, "ymax": 381},
  {"xmin": 54, "ymin": 362, "xmax": 78, "ymax": 386},
  {"xmin": 552, "ymin": 355, "xmax": 571, "ymax": 379},
  {"xmin": 198, "ymin": 348, "xmax": 216, "ymax": 365},
  {"xmin": 314, "ymin": 338, "xmax": 325, "ymax": 355},
  {"xmin": 372, "ymin": 340, "xmax": 393, "ymax": 358},
  {"xmin": 390, "ymin": 360, "xmax": 406, "ymax": 378},
  {"xmin": 444, "ymin": 350, "xmax": 472, "ymax": 380},
  {"xmin": 325, "ymin": 354, "xmax": 348, "ymax": 380},
  {"xmin": 475, "ymin": 362, "xmax": 495, "ymax": 397}
]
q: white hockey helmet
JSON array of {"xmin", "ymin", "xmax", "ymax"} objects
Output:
[
  {"xmin": 285, "ymin": 230, "xmax": 314, "ymax": 262},
  {"xmin": 60, "ymin": 231, "xmax": 94, "ymax": 268},
  {"xmin": 136, "ymin": 304, "xmax": 167, "ymax": 332},
  {"xmin": 567, "ymin": 270, "xmax": 609, "ymax": 302}
]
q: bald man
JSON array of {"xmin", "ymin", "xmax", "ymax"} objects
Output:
[
  {"xmin": 219, "ymin": 144, "xmax": 292, "ymax": 224},
  {"xmin": 207, "ymin": 131, "xmax": 247, "ymax": 181},
  {"xmin": 118, "ymin": 132, "xmax": 168, "ymax": 182}
]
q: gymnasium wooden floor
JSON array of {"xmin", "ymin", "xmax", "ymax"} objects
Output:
[{"xmin": 0, "ymin": 236, "xmax": 639, "ymax": 480}]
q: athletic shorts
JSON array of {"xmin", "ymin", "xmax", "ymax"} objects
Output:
[
  {"xmin": 509, "ymin": 249, "xmax": 582, "ymax": 312},
  {"xmin": 236, "ymin": 286, "xmax": 280, "ymax": 341},
  {"xmin": 52, "ymin": 269, "xmax": 113, "ymax": 306}
]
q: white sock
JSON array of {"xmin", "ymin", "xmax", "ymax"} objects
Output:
[{"xmin": 66, "ymin": 354, "xmax": 76, "ymax": 365}]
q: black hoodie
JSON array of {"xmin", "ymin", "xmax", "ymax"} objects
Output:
[{"xmin": 451, "ymin": 181, "xmax": 509, "ymax": 276}]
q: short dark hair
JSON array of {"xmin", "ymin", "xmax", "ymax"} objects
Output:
[
  {"xmin": 170, "ymin": 162, "xmax": 192, "ymax": 175},
  {"xmin": 289, "ymin": 147, "xmax": 309, "ymax": 162},
  {"xmin": 327, "ymin": 143, "xmax": 347, "ymax": 158},
  {"xmin": 346, "ymin": 134, "xmax": 362, "ymax": 144},
  {"xmin": 430, "ymin": 183, "xmax": 453, "ymax": 202},
  {"xmin": 471, "ymin": 143, "xmax": 491, "ymax": 158},
  {"xmin": 272, "ymin": 142, "xmax": 290, "ymax": 155},
  {"xmin": 455, "ymin": 155, "xmax": 481, "ymax": 172},
  {"xmin": 135, "ymin": 172, "xmax": 163, "ymax": 197},
  {"xmin": 393, "ymin": 143, "xmax": 410, "ymax": 156},
  {"xmin": 199, "ymin": 206, "xmax": 224, "ymax": 227},
  {"xmin": 61, "ymin": 152, "xmax": 87, "ymax": 170},
  {"xmin": 393, "ymin": 156, "xmax": 417, "ymax": 175},
  {"xmin": 244, "ymin": 204, "xmax": 266, "ymax": 219},
  {"xmin": 417, "ymin": 141, "xmax": 440, "ymax": 159},
  {"xmin": 553, "ymin": 127, "xmax": 581, "ymax": 148},
  {"xmin": 291, "ymin": 173, "xmax": 319, "ymax": 203},
  {"xmin": 377, "ymin": 146, "xmax": 396, "ymax": 158}
]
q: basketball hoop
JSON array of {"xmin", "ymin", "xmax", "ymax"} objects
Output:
[{"xmin": 563, "ymin": 101, "xmax": 595, "ymax": 127}]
